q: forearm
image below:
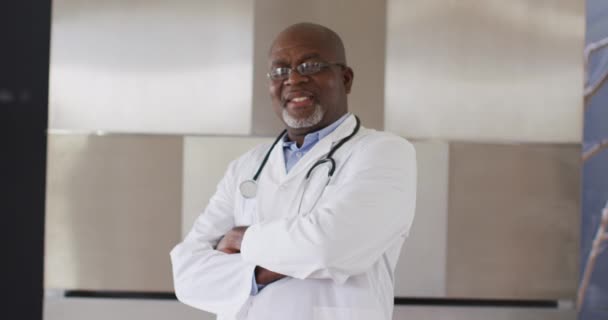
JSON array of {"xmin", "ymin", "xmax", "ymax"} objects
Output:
[
  {"xmin": 216, "ymin": 227, "xmax": 287, "ymax": 286},
  {"xmin": 242, "ymin": 172, "xmax": 415, "ymax": 281},
  {"xmin": 241, "ymin": 215, "xmax": 359, "ymax": 283},
  {"xmin": 216, "ymin": 226, "xmax": 248, "ymax": 253},
  {"xmin": 170, "ymin": 240, "xmax": 256, "ymax": 314},
  {"xmin": 255, "ymin": 266, "xmax": 286, "ymax": 285}
]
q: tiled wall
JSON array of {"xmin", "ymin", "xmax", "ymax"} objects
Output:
[
  {"xmin": 46, "ymin": 136, "xmax": 581, "ymax": 301},
  {"xmin": 49, "ymin": 1, "xmax": 583, "ymax": 141}
]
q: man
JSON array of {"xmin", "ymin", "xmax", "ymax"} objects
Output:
[{"xmin": 170, "ymin": 23, "xmax": 416, "ymax": 320}]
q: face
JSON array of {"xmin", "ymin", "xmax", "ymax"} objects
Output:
[{"xmin": 268, "ymin": 31, "xmax": 353, "ymax": 134}]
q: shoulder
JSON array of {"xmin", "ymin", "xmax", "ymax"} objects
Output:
[
  {"xmin": 334, "ymin": 127, "xmax": 416, "ymax": 184},
  {"xmin": 354, "ymin": 127, "xmax": 416, "ymax": 160}
]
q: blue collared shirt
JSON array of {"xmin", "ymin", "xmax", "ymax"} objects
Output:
[
  {"xmin": 250, "ymin": 113, "xmax": 350, "ymax": 295},
  {"xmin": 283, "ymin": 113, "xmax": 350, "ymax": 173}
]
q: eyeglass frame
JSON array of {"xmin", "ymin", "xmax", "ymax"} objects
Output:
[{"xmin": 266, "ymin": 61, "xmax": 347, "ymax": 81}]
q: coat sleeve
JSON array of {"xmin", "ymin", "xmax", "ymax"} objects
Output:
[
  {"xmin": 240, "ymin": 135, "xmax": 417, "ymax": 284},
  {"xmin": 170, "ymin": 159, "xmax": 256, "ymax": 316}
]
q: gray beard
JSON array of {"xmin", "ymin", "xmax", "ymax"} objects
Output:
[{"xmin": 282, "ymin": 104, "xmax": 325, "ymax": 129}]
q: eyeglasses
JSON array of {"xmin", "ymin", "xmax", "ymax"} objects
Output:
[{"xmin": 267, "ymin": 61, "xmax": 346, "ymax": 81}]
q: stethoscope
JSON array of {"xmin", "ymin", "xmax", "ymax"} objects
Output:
[{"xmin": 239, "ymin": 115, "xmax": 361, "ymax": 199}]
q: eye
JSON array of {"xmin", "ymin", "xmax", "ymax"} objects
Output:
[
  {"xmin": 268, "ymin": 67, "xmax": 291, "ymax": 80},
  {"xmin": 297, "ymin": 62, "xmax": 324, "ymax": 75}
]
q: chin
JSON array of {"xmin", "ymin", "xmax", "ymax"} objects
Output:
[{"xmin": 282, "ymin": 104, "xmax": 325, "ymax": 129}]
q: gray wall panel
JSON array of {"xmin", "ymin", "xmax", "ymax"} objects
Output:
[
  {"xmin": 181, "ymin": 136, "xmax": 272, "ymax": 236},
  {"xmin": 395, "ymin": 141, "xmax": 449, "ymax": 297},
  {"xmin": 446, "ymin": 143, "xmax": 580, "ymax": 299},
  {"xmin": 251, "ymin": 0, "xmax": 386, "ymax": 135},
  {"xmin": 45, "ymin": 135, "xmax": 183, "ymax": 291},
  {"xmin": 385, "ymin": 0, "xmax": 584, "ymax": 142},
  {"xmin": 50, "ymin": 0, "xmax": 253, "ymax": 134}
]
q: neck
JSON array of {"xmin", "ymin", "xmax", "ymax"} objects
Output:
[
  {"xmin": 284, "ymin": 112, "xmax": 349, "ymax": 147},
  {"xmin": 284, "ymin": 120, "xmax": 325, "ymax": 147},
  {"xmin": 286, "ymin": 131, "xmax": 307, "ymax": 147}
]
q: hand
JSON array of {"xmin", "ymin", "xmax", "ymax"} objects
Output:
[
  {"xmin": 255, "ymin": 266, "xmax": 286, "ymax": 285},
  {"xmin": 216, "ymin": 226, "xmax": 248, "ymax": 254}
]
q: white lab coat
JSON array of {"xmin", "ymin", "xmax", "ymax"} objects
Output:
[{"xmin": 170, "ymin": 115, "xmax": 417, "ymax": 320}]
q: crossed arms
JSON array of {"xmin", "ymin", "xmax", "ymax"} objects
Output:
[
  {"xmin": 216, "ymin": 226, "xmax": 285, "ymax": 285},
  {"xmin": 170, "ymin": 136, "xmax": 416, "ymax": 315}
]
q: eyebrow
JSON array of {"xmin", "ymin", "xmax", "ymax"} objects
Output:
[{"xmin": 270, "ymin": 52, "xmax": 322, "ymax": 66}]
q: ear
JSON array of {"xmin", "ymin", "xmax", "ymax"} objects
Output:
[{"xmin": 343, "ymin": 67, "xmax": 354, "ymax": 94}]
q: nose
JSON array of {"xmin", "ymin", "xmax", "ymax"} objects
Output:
[{"xmin": 284, "ymin": 68, "xmax": 309, "ymax": 86}]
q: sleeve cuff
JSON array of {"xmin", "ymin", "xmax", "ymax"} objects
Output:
[{"xmin": 250, "ymin": 271, "xmax": 266, "ymax": 296}]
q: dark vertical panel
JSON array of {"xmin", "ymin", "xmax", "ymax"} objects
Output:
[{"xmin": 0, "ymin": 1, "xmax": 51, "ymax": 319}]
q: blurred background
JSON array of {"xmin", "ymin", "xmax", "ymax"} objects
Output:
[{"xmin": 13, "ymin": 0, "xmax": 600, "ymax": 319}]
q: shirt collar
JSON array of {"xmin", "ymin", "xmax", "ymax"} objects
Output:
[{"xmin": 282, "ymin": 113, "xmax": 351, "ymax": 149}]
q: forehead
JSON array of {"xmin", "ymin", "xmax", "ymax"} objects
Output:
[{"xmin": 268, "ymin": 33, "xmax": 336, "ymax": 65}]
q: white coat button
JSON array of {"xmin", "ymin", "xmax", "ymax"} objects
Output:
[{"xmin": 296, "ymin": 152, "xmax": 302, "ymax": 157}]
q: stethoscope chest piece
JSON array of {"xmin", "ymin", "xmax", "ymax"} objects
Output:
[{"xmin": 239, "ymin": 180, "xmax": 258, "ymax": 199}]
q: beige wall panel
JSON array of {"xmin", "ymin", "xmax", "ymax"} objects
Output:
[
  {"xmin": 252, "ymin": 0, "xmax": 386, "ymax": 135},
  {"xmin": 393, "ymin": 305, "xmax": 575, "ymax": 320},
  {"xmin": 446, "ymin": 143, "xmax": 580, "ymax": 299},
  {"xmin": 45, "ymin": 135, "xmax": 183, "ymax": 291},
  {"xmin": 385, "ymin": 0, "xmax": 584, "ymax": 142},
  {"xmin": 395, "ymin": 141, "xmax": 449, "ymax": 297},
  {"xmin": 50, "ymin": 0, "xmax": 253, "ymax": 135},
  {"xmin": 182, "ymin": 136, "xmax": 272, "ymax": 236}
]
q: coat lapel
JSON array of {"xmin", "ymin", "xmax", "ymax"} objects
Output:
[{"xmin": 265, "ymin": 134, "xmax": 287, "ymax": 183}]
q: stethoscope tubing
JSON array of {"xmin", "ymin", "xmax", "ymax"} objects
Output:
[
  {"xmin": 253, "ymin": 129, "xmax": 287, "ymax": 182},
  {"xmin": 305, "ymin": 116, "xmax": 360, "ymax": 179},
  {"xmin": 241, "ymin": 115, "xmax": 360, "ymax": 199}
]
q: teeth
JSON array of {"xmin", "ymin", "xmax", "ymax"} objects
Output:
[{"xmin": 291, "ymin": 96, "xmax": 309, "ymax": 102}]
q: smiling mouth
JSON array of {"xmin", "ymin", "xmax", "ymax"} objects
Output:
[
  {"xmin": 291, "ymin": 97, "xmax": 310, "ymax": 103},
  {"xmin": 286, "ymin": 96, "xmax": 314, "ymax": 109},
  {"xmin": 283, "ymin": 92, "xmax": 315, "ymax": 109}
]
